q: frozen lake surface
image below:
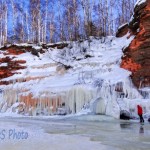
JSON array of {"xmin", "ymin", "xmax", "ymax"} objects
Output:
[{"xmin": 0, "ymin": 115, "xmax": 150, "ymax": 150}]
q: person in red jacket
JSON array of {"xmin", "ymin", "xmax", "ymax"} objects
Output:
[{"xmin": 137, "ymin": 105, "xmax": 144, "ymax": 123}]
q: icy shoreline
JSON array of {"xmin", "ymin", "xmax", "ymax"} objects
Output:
[{"xmin": 0, "ymin": 115, "xmax": 150, "ymax": 150}]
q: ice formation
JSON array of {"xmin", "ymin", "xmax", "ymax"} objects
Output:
[
  {"xmin": 66, "ymin": 85, "xmax": 94, "ymax": 114},
  {"xmin": 0, "ymin": 34, "xmax": 149, "ymax": 118},
  {"xmin": 91, "ymin": 78, "xmax": 145, "ymax": 118}
]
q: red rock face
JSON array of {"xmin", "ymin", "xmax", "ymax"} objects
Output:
[
  {"xmin": 0, "ymin": 44, "xmax": 47, "ymax": 85},
  {"xmin": 0, "ymin": 43, "xmax": 69, "ymax": 85},
  {"xmin": 120, "ymin": 0, "xmax": 150, "ymax": 88},
  {"xmin": 0, "ymin": 48, "xmax": 26, "ymax": 85}
]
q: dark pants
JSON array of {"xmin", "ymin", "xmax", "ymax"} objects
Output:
[{"xmin": 139, "ymin": 114, "xmax": 144, "ymax": 123}]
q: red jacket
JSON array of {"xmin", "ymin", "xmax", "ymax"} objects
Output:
[{"xmin": 137, "ymin": 105, "xmax": 143, "ymax": 115}]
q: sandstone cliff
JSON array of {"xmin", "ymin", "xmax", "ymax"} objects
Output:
[
  {"xmin": 119, "ymin": 0, "xmax": 150, "ymax": 88},
  {"xmin": 0, "ymin": 43, "xmax": 69, "ymax": 85}
]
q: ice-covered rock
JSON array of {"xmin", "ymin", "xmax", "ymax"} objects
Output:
[{"xmin": 0, "ymin": 35, "xmax": 149, "ymax": 118}]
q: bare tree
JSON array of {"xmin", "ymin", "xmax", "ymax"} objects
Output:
[
  {"xmin": 4, "ymin": 0, "xmax": 7, "ymax": 44},
  {"xmin": 10, "ymin": 0, "xmax": 17, "ymax": 43},
  {"xmin": 29, "ymin": 0, "xmax": 41, "ymax": 43},
  {"xmin": 0, "ymin": 1, "xmax": 3, "ymax": 46},
  {"xmin": 43, "ymin": 0, "xmax": 48, "ymax": 43},
  {"xmin": 0, "ymin": 0, "xmax": 137, "ymax": 45},
  {"xmin": 25, "ymin": 10, "xmax": 30, "ymax": 42},
  {"xmin": 57, "ymin": 0, "xmax": 66, "ymax": 41}
]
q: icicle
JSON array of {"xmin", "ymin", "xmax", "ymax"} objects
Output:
[{"xmin": 66, "ymin": 85, "xmax": 94, "ymax": 114}]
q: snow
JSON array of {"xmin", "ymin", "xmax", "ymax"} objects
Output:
[
  {"xmin": 0, "ymin": 33, "xmax": 149, "ymax": 119},
  {"xmin": 129, "ymin": 15, "xmax": 134, "ymax": 23},
  {"xmin": 129, "ymin": 0, "xmax": 146, "ymax": 23},
  {"xmin": 32, "ymin": 45, "xmax": 42, "ymax": 50},
  {"xmin": 135, "ymin": 0, "xmax": 146, "ymax": 7},
  {"xmin": 140, "ymin": 87, "xmax": 150, "ymax": 92},
  {"xmin": 118, "ymin": 23, "xmax": 128, "ymax": 30},
  {"xmin": 0, "ymin": 63, "xmax": 7, "ymax": 67}
]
